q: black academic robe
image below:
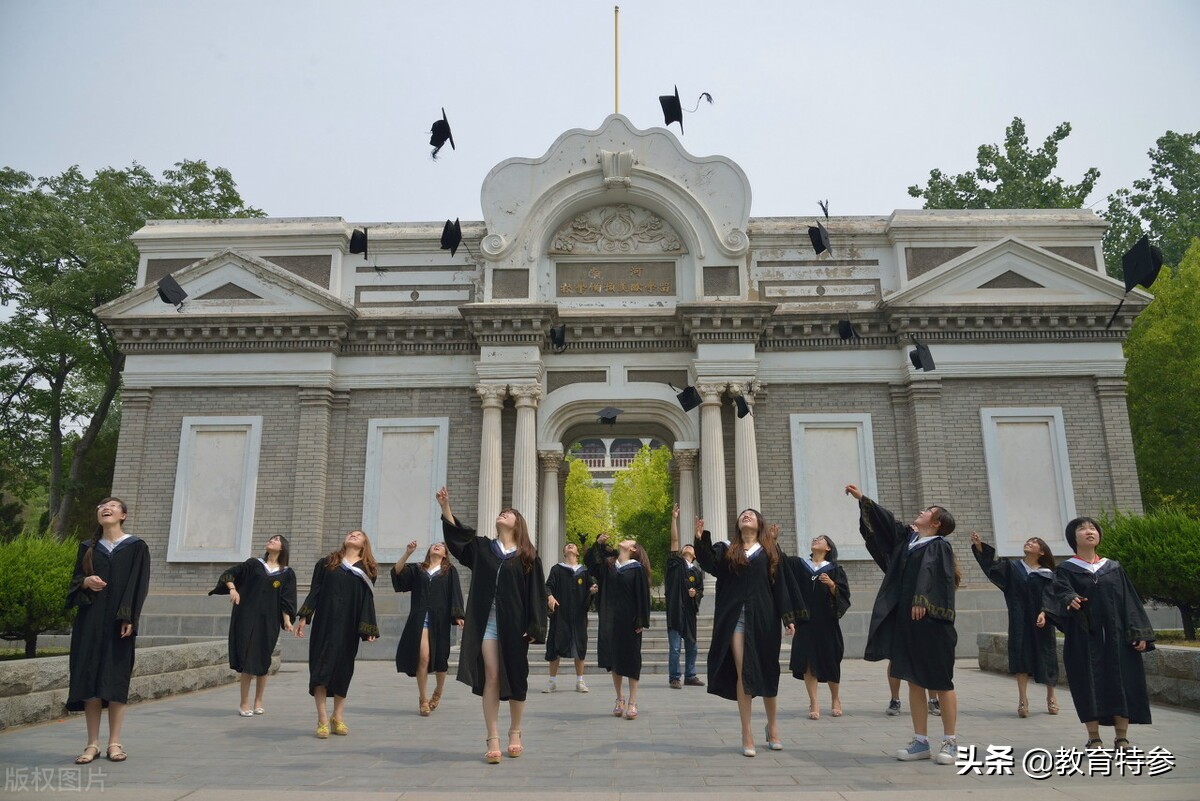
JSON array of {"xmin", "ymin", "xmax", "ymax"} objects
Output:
[
  {"xmin": 443, "ymin": 517, "xmax": 547, "ymax": 702},
  {"xmin": 694, "ymin": 531, "xmax": 806, "ymax": 701},
  {"xmin": 972, "ymin": 544, "xmax": 1057, "ymax": 685},
  {"xmin": 65, "ymin": 536, "xmax": 151, "ymax": 711},
  {"xmin": 1050, "ymin": 558, "xmax": 1155, "ymax": 725},
  {"xmin": 544, "ymin": 563, "xmax": 594, "ymax": 661},
  {"xmin": 786, "ymin": 557, "xmax": 850, "ymax": 683},
  {"xmin": 664, "ymin": 551, "xmax": 704, "ymax": 642},
  {"xmin": 857, "ymin": 497, "xmax": 957, "ymax": 691},
  {"xmin": 585, "ymin": 543, "xmax": 651, "ymax": 680},
  {"xmin": 208, "ymin": 559, "xmax": 297, "ymax": 676},
  {"xmin": 297, "ymin": 558, "xmax": 379, "ymax": 697},
  {"xmin": 391, "ymin": 562, "xmax": 465, "ymax": 675}
]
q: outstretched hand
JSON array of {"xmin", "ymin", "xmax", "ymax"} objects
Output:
[
  {"xmin": 672, "ymin": 503, "xmax": 680, "ymax": 520},
  {"xmin": 969, "ymin": 532, "xmax": 982, "ymax": 551},
  {"xmin": 694, "ymin": 517, "xmax": 705, "ymax": 537},
  {"xmin": 844, "ymin": 484, "xmax": 864, "ymax": 500}
]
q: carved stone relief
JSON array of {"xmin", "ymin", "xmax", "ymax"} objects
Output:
[{"xmin": 549, "ymin": 204, "xmax": 686, "ymax": 255}]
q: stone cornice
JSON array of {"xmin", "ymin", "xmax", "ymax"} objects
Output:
[
  {"xmin": 107, "ymin": 314, "xmax": 351, "ymax": 354},
  {"xmin": 551, "ymin": 313, "xmax": 690, "ymax": 352},
  {"xmin": 458, "ymin": 303, "xmax": 558, "ymax": 346},
  {"xmin": 677, "ymin": 302, "xmax": 777, "ymax": 345}
]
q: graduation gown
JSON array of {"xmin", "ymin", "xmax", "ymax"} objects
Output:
[
  {"xmin": 391, "ymin": 562, "xmax": 465, "ymax": 675},
  {"xmin": 972, "ymin": 544, "xmax": 1057, "ymax": 685},
  {"xmin": 585, "ymin": 543, "xmax": 651, "ymax": 680},
  {"xmin": 786, "ymin": 557, "xmax": 850, "ymax": 683},
  {"xmin": 297, "ymin": 558, "xmax": 379, "ymax": 697},
  {"xmin": 65, "ymin": 536, "xmax": 151, "ymax": 711},
  {"xmin": 664, "ymin": 551, "xmax": 704, "ymax": 641},
  {"xmin": 857, "ymin": 497, "xmax": 958, "ymax": 691},
  {"xmin": 443, "ymin": 517, "xmax": 547, "ymax": 702},
  {"xmin": 544, "ymin": 562, "xmax": 594, "ymax": 661},
  {"xmin": 1050, "ymin": 558, "xmax": 1155, "ymax": 725},
  {"xmin": 694, "ymin": 531, "xmax": 806, "ymax": 701},
  {"xmin": 208, "ymin": 559, "xmax": 297, "ymax": 676}
]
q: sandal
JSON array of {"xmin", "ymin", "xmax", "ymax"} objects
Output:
[
  {"xmin": 1085, "ymin": 738, "xmax": 1104, "ymax": 750},
  {"xmin": 74, "ymin": 744, "xmax": 100, "ymax": 765},
  {"xmin": 419, "ymin": 697, "xmax": 431, "ymax": 717},
  {"xmin": 1047, "ymin": 698, "xmax": 1059, "ymax": 715},
  {"xmin": 612, "ymin": 697, "xmax": 626, "ymax": 717},
  {"xmin": 485, "ymin": 736, "xmax": 501, "ymax": 764},
  {"xmin": 330, "ymin": 718, "xmax": 349, "ymax": 736},
  {"xmin": 507, "ymin": 729, "xmax": 523, "ymax": 757},
  {"xmin": 1114, "ymin": 738, "xmax": 1131, "ymax": 751},
  {"xmin": 808, "ymin": 705, "xmax": 820, "ymax": 721},
  {"xmin": 429, "ymin": 689, "xmax": 442, "ymax": 711},
  {"xmin": 1017, "ymin": 701, "xmax": 1029, "ymax": 718},
  {"xmin": 316, "ymin": 721, "xmax": 330, "ymax": 739},
  {"xmin": 624, "ymin": 703, "xmax": 638, "ymax": 720},
  {"xmin": 106, "ymin": 744, "xmax": 127, "ymax": 763},
  {"xmin": 831, "ymin": 701, "xmax": 843, "ymax": 718}
]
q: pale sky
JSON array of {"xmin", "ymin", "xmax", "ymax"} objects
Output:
[{"xmin": 2, "ymin": 0, "xmax": 1198, "ymax": 224}]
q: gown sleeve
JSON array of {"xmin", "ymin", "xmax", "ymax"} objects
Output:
[
  {"xmin": 545, "ymin": 564, "xmax": 561, "ymax": 599},
  {"xmin": 442, "ymin": 516, "xmax": 479, "ymax": 570},
  {"xmin": 913, "ymin": 538, "xmax": 956, "ymax": 622},
  {"xmin": 693, "ymin": 565, "xmax": 705, "ymax": 610},
  {"xmin": 297, "ymin": 559, "xmax": 326, "ymax": 623},
  {"xmin": 64, "ymin": 542, "xmax": 92, "ymax": 609},
  {"xmin": 584, "ymin": 541, "xmax": 615, "ymax": 584},
  {"xmin": 775, "ymin": 547, "xmax": 807, "ymax": 626},
  {"xmin": 280, "ymin": 568, "xmax": 297, "ymax": 627},
  {"xmin": 635, "ymin": 567, "xmax": 651, "ymax": 630},
  {"xmin": 116, "ymin": 540, "xmax": 151, "ymax": 630},
  {"xmin": 391, "ymin": 563, "xmax": 415, "ymax": 593},
  {"xmin": 208, "ymin": 559, "xmax": 251, "ymax": 596},
  {"xmin": 525, "ymin": 557, "xmax": 548, "ymax": 644},
  {"xmin": 692, "ymin": 529, "xmax": 724, "ymax": 577},
  {"xmin": 832, "ymin": 564, "xmax": 852, "ymax": 619},
  {"xmin": 1118, "ymin": 566, "xmax": 1156, "ymax": 647},
  {"xmin": 971, "ymin": 542, "xmax": 1011, "ymax": 591},
  {"xmin": 356, "ymin": 574, "xmax": 379, "ymax": 640},
  {"xmin": 857, "ymin": 496, "xmax": 909, "ymax": 571},
  {"xmin": 448, "ymin": 565, "xmax": 466, "ymax": 622}
]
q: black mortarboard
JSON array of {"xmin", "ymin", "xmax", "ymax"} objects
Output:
[
  {"xmin": 596, "ymin": 406, "xmax": 623, "ymax": 425},
  {"xmin": 349, "ymin": 228, "xmax": 369, "ymax": 260},
  {"xmin": 430, "ymin": 108, "xmax": 455, "ymax": 159},
  {"xmin": 1106, "ymin": 234, "xmax": 1165, "ymax": 329},
  {"xmin": 659, "ymin": 86, "xmax": 713, "ymax": 134},
  {"xmin": 674, "ymin": 385, "xmax": 702, "ymax": 412},
  {"xmin": 734, "ymin": 394, "xmax": 752, "ymax": 419},
  {"xmin": 549, "ymin": 324, "xmax": 567, "ymax": 353},
  {"xmin": 156, "ymin": 274, "xmax": 187, "ymax": 309},
  {"xmin": 908, "ymin": 339, "xmax": 935, "ymax": 371},
  {"xmin": 808, "ymin": 200, "xmax": 832, "ymax": 256},
  {"xmin": 838, "ymin": 320, "xmax": 858, "ymax": 340},
  {"xmin": 440, "ymin": 219, "xmax": 462, "ymax": 257}
]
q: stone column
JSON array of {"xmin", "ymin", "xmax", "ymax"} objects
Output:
[
  {"xmin": 697, "ymin": 382, "xmax": 729, "ymax": 540},
  {"xmin": 292, "ymin": 387, "xmax": 335, "ymax": 569},
  {"xmin": 476, "ymin": 384, "xmax": 508, "ymax": 535},
  {"xmin": 1094, "ymin": 376, "xmax": 1144, "ymax": 513},
  {"xmin": 904, "ymin": 377, "xmax": 949, "ymax": 510},
  {"xmin": 510, "ymin": 383, "xmax": 542, "ymax": 541},
  {"xmin": 538, "ymin": 450, "xmax": 564, "ymax": 566},
  {"xmin": 730, "ymin": 382, "xmax": 761, "ymax": 512},
  {"xmin": 112, "ymin": 388, "xmax": 153, "ymax": 519},
  {"xmin": 674, "ymin": 449, "xmax": 699, "ymax": 545}
]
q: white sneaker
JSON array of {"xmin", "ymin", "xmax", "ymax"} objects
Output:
[
  {"xmin": 575, "ymin": 679, "xmax": 589, "ymax": 693},
  {"xmin": 542, "ymin": 679, "xmax": 557, "ymax": 693},
  {"xmin": 934, "ymin": 739, "xmax": 958, "ymax": 765}
]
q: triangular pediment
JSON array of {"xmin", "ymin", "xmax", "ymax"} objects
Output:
[
  {"xmin": 96, "ymin": 250, "xmax": 355, "ymax": 319},
  {"xmin": 882, "ymin": 237, "xmax": 1147, "ymax": 306}
]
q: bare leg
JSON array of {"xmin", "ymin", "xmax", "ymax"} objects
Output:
[
  {"xmin": 331, "ymin": 694, "xmax": 347, "ymax": 722},
  {"xmin": 254, "ymin": 675, "xmax": 268, "ymax": 710},
  {"xmin": 574, "ymin": 658, "xmax": 586, "ymax": 677},
  {"xmin": 627, "ymin": 677, "xmax": 639, "ymax": 706},
  {"xmin": 763, "ymin": 695, "xmax": 779, "ymax": 742},
  {"xmin": 481, "ymin": 639, "xmax": 501, "ymax": 742},
  {"xmin": 830, "ymin": 681, "xmax": 842, "ymax": 716},
  {"xmin": 1114, "ymin": 715, "xmax": 1130, "ymax": 743},
  {"xmin": 314, "ymin": 685, "xmax": 329, "ymax": 722},
  {"xmin": 908, "ymin": 682, "xmax": 928, "ymax": 737},
  {"xmin": 612, "ymin": 672, "xmax": 624, "ymax": 699},
  {"xmin": 508, "ymin": 699, "xmax": 525, "ymax": 753},
  {"xmin": 1084, "ymin": 720, "xmax": 1101, "ymax": 744},
  {"xmin": 417, "ymin": 629, "xmax": 431, "ymax": 704},
  {"xmin": 803, "ymin": 669, "xmax": 820, "ymax": 718},
  {"xmin": 937, "ymin": 690, "xmax": 956, "ymax": 737},
  {"xmin": 239, "ymin": 674, "xmax": 253, "ymax": 713},
  {"xmin": 731, "ymin": 631, "xmax": 754, "ymax": 750},
  {"xmin": 83, "ymin": 699, "xmax": 102, "ymax": 749},
  {"xmin": 434, "ymin": 671, "xmax": 447, "ymax": 695},
  {"xmin": 106, "ymin": 701, "xmax": 128, "ymax": 748},
  {"xmin": 887, "ymin": 665, "xmax": 902, "ymax": 702},
  {"xmin": 1015, "ymin": 672, "xmax": 1029, "ymax": 712},
  {"xmin": 548, "ymin": 658, "xmax": 560, "ymax": 678}
]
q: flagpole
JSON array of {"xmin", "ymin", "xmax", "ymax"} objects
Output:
[{"xmin": 614, "ymin": 5, "xmax": 620, "ymax": 113}]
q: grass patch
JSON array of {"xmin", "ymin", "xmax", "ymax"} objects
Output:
[
  {"xmin": 1152, "ymin": 630, "xmax": 1200, "ymax": 648},
  {"xmin": 0, "ymin": 647, "xmax": 70, "ymax": 661}
]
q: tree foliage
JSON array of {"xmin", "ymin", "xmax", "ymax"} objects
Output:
[
  {"xmin": 0, "ymin": 162, "xmax": 262, "ymax": 536},
  {"xmin": 563, "ymin": 455, "xmax": 609, "ymax": 552},
  {"xmin": 908, "ymin": 117, "xmax": 1099, "ymax": 210},
  {"xmin": 1102, "ymin": 130, "xmax": 1200, "ymax": 277},
  {"xmin": 0, "ymin": 532, "xmax": 78, "ymax": 657},
  {"xmin": 609, "ymin": 445, "xmax": 674, "ymax": 580},
  {"xmin": 1097, "ymin": 508, "xmax": 1200, "ymax": 640},
  {"xmin": 1124, "ymin": 238, "xmax": 1200, "ymax": 516}
]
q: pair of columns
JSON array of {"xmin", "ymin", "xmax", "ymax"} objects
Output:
[
  {"xmin": 476, "ymin": 383, "xmax": 542, "ymax": 540},
  {"xmin": 696, "ymin": 382, "xmax": 761, "ymax": 540}
]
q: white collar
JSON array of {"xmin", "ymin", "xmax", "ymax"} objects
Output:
[
  {"xmin": 744, "ymin": 542, "xmax": 763, "ymax": 558},
  {"xmin": 615, "ymin": 558, "xmax": 641, "ymax": 570},
  {"xmin": 558, "ymin": 561, "xmax": 584, "ymax": 572},
  {"xmin": 1016, "ymin": 560, "xmax": 1054, "ymax": 578},
  {"xmin": 98, "ymin": 534, "xmax": 131, "ymax": 552},
  {"xmin": 495, "ymin": 540, "xmax": 517, "ymax": 555},
  {"xmin": 340, "ymin": 559, "xmax": 374, "ymax": 589},
  {"xmin": 1067, "ymin": 556, "xmax": 1108, "ymax": 573},
  {"xmin": 908, "ymin": 534, "xmax": 939, "ymax": 551},
  {"xmin": 424, "ymin": 563, "xmax": 442, "ymax": 577},
  {"xmin": 803, "ymin": 557, "xmax": 830, "ymax": 572},
  {"xmin": 257, "ymin": 557, "xmax": 286, "ymax": 575}
]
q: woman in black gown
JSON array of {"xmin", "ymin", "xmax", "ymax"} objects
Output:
[
  {"xmin": 969, "ymin": 532, "xmax": 1059, "ymax": 717},
  {"xmin": 66, "ymin": 497, "xmax": 151, "ymax": 765},
  {"xmin": 391, "ymin": 539, "xmax": 465, "ymax": 716},
  {"xmin": 543, "ymin": 541, "xmax": 597, "ymax": 694},
  {"xmin": 586, "ymin": 535, "xmax": 651, "ymax": 720},
  {"xmin": 694, "ymin": 510, "xmax": 802, "ymax": 757},
  {"xmin": 1050, "ymin": 516, "xmax": 1154, "ymax": 751},
  {"xmin": 437, "ymin": 486, "xmax": 547, "ymax": 764},
  {"xmin": 294, "ymin": 530, "xmax": 379, "ymax": 739},
  {"xmin": 787, "ymin": 535, "xmax": 850, "ymax": 720},
  {"xmin": 209, "ymin": 535, "xmax": 297, "ymax": 716}
]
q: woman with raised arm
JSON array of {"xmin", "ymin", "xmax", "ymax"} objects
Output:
[
  {"xmin": 437, "ymin": 486, "xmax": 547, "ymax": 764},
  {"xmin": 586, "ymin": 534, "xmax": 651, "ymax": 719},
  {"xmin": 665, "ymin": 504, "xmax": 705, "ymax": 690},
  {"xmin": 294, "ymin": 530, "xmax": 379, "ymax": 739},
  {"xmin": 969, "ymin": 532, "xmax": 1059, "ymax": 717},
  {"xmin": 209, "ymin": 535, "xmax": 297, "ymax": 717},
  {"xmin": 391, "ymin": 539, "xmax": 465, "ymax": 716},
  {"xmin": 1050, "ymin": 517, "xmax": 1154, "ymax": 751},
  {"xmin": 786, "ymin": 535, "xmax": 850, "ymax": 720},
  {"xmin": 543, "ymin": 541, "xmax": 598, "ymax": 694},
  {"xmin": 694, "ymin": 510, "xmax": 803, "ymax": 757},
  {"xmin": 66, "ymin": 497, "xmax": 151, "ymax": 765}
]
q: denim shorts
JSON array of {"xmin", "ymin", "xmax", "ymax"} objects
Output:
[
  {"xmin": 734, "ymin": 608, "xmax": 746, "ymax": 634},
  {"xmin": 423, "ymin": 612, "xmax": 431, "ymax": 629},
  {"xmin": 483, "ymin": 606, "xmax": 499, "ymax": 641}
]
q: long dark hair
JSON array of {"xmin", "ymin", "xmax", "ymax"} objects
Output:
[
  {"xmin": 811, "ymin": 535, "xmax": 838, "ymax": 562},
  {"xmin": 499, "ymin": 508, "xmax": 538, "ymax": 574},
  {"xmin": 263, "ymin": 535, "xmax": 290, "ymax": 569},
  {"xmin": 82, "ymin": 496, "xmax": 127, "ymax": 576},
  {"xmin": 325, "ymin": 530, "xmax": 378, "ymax": 581},
  {"xmin": 929, "ymin": 506, "xmax": 962, "ymax": 588},
  {"xmin": 1025, "ymin": 536, "xmax": 1055, "ymax": 570},
  {"xmin": 608, "ymin": 541, "xmax": 652, "ymax": 592},
  {"xmin": 726, "ymin": 509, "xmax": 780, "ymax": 583}
]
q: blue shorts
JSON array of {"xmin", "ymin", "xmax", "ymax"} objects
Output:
[
  {"xmin": 734, "ymin": 608, "xmax": 746, "ymax": 634},
  {"xmin": 423, "ymin": 612, "xmax": 431, "ymax": 629},
  {"xmin": 483, "ymin": 607, "xmax": 499, "ymax": 641}
]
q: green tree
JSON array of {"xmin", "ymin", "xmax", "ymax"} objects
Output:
[
  {"xmin": 0, "ymin": 162, "xmax": 262, "ymax": 537},
  {"xmin": 908, "ymin": 117, "xmax": 1100, "ymax": 210},
  {"xmin": 1102, "ymin": 130, "xmax": 1200, "ymax": 277},
  {"xmin": 609, "ymin": 445, "xmax": 674, "ymax": 579},
  {"xmin": 563, "ymin": 455, "xmax": 609, "ymax": 552},
  {"xmin": 1097, "ymin": 509, "xmax": 1200, "ymax": 640},
  {"xmin": 0, "ymin": 532, "xmax": 78, "ymax": 657},
  {"xmin": 1124, "ymin": 238, "xmax": 1200, "ymax": 515}
]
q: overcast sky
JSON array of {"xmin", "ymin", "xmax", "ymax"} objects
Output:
[{"xmin": 2, "ymin": 0, "xmax": 1198, "ymax": 224}]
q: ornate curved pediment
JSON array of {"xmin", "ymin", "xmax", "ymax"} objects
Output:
[{"xmin": 549, "ymin": 204, "xmax": 686, "ymax": 256}]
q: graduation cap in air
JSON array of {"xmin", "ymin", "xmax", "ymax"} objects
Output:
[
  {"xmin": 1105, "ymin": 234, "xmax": 1165, "ymax": 329},
  {"xmin": 349, "ymin": 228, "xmax": 369, "ymax": 260},
  {"xmin": 440, "ymin": 219, "xmax": 463, "ymax": 257},
  {"xmin": 808, "ymin": 200, "xmax": 832, "ymax": 256},
  {"xmin": 658, "ymin": 85, "xmax": 713, "ymax": 134},
  {"xmin": 672, "ymin": 384, "xmax": 702, "ymax": 412},
  {"xmin": 733, "ymin": 393, "xmax": 752, "ymax": 419},
  {"xmin": 156, "ymin": 274, "xmax": 187, "ymax": 311},
  {"xmin": 429, "ymin": 108, "xmax": 455, "ymax": 159},
  {"xmin": 548, "ymin": 324, "xmax": 567, "ymax": 353},
  {"xmin": 596, "ymin": 406, "xmax": 623, "ymax": 426},
  {"xmin": 837, "ymin": 320, "xmax": 859, "ymax": 340},
  {"xmin": 908, "ymin": 337, "xmax": 935, "ymax": 372}
]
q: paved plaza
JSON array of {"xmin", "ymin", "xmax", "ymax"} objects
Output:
[{"xmin": 1, "ymin": 658, "xmax": 1197, "ymax": 800}]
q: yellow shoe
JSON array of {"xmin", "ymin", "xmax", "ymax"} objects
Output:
[
  {"xmin": 316, "ymin": 721, "xmax": 330, "ymax": 739},
  {"xmin": 330, "ymin": 718, "xmax": 349, "ymax": 736}
]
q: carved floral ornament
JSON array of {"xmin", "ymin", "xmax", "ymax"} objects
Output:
[{"xmin": 549, "ymin": 204, "xmax": 685, "ymax": 256}]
